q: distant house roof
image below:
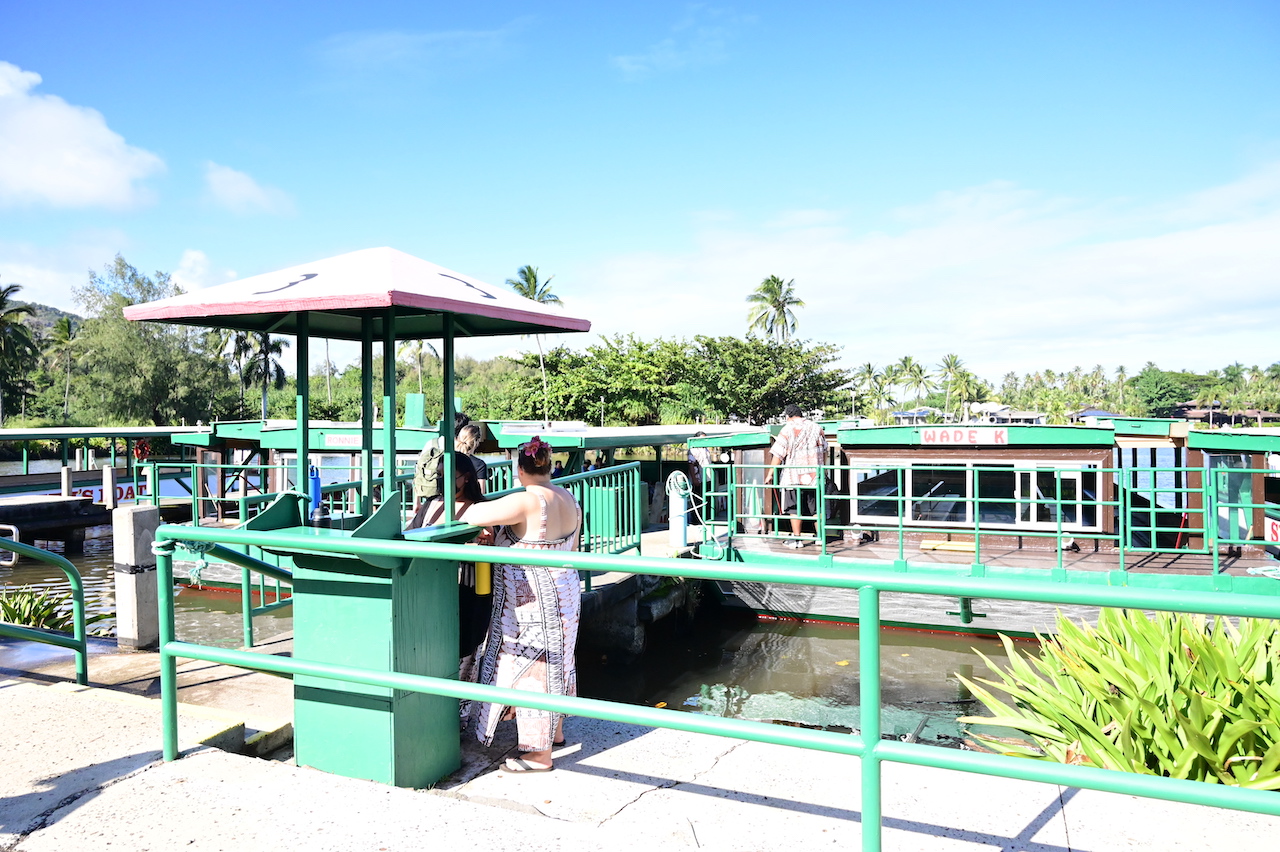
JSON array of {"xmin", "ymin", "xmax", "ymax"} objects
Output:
[{"xmin": 1075, "ymin": 407, "xmax": 1124, "ymax": 419}]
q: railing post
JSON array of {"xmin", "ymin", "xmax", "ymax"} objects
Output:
[
  {"xmin": 242, "ymin": 566, "xmax": 254, "ymax": 649},
  {"xmin": 859, "ymin": 585, "xmax": 883, "ymax": 852},
  {"xmin": 156, "ymin": 540, "xmax": 179, "ymax": 762}
]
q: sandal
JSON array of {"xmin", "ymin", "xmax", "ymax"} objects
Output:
[{"xmin": 502, "ymin": 757, "xmax": 553, "ymax": 773}]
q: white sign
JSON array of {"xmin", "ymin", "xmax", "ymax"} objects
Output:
[
  {"xmin": 324, "ymin": 434, "xmax": 363, "ymax": 448},
  {"xmin": 918, "ymin": 427, "xmax": 1009, "ymax": 446},
  {"xmin": 1266, "ymin": 516, "xmax": 1280, "ymax": 545}
]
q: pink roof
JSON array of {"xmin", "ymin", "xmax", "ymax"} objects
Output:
[{"xmin": 123, "ymin": 247, "xmax": 591, "ymax": 340}]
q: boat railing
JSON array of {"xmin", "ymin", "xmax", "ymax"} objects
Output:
[
  {"xmin": 698, "ymin": 460, "xmax": 1277, "ymax": 572},
  {"xmin": 151, "ymin": 524, "xmax": 1280, "ymax": 851},
  {"xmin": 0, "ymin": 536, "xmax": 89, "ymax": 685}
]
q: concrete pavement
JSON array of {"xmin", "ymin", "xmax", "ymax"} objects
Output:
[{"xmin": 4, "ymin": 672, "xmax": 1280, "ymax": 851}]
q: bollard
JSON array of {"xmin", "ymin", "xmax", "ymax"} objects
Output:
[
  {"xmin": 88, "ymin": 449, "xmax": 97, "ymax": 470},
  {"xmin": 102, "ymin": 466, "xmax": 118, "ymax": 510},
  {"xmin": 61, "ymin": 465, "xmax": 73, "ymax": 497},
  {"xmin": 113, "ymin": 504, "xmax": 161, "ymax": 650}
]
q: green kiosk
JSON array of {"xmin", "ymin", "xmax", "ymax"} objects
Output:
[{"xmin": 125, "ymin": 247, "xmax": 591, "ymax": 786}]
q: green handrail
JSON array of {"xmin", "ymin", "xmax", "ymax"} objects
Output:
[
  {"xmin": 0, "ymin": 538, "xmax": 89, "ymax": 685},
  {"xmin": 154, "ymin": 526, "xmax": 1280, "ymax": 851}
]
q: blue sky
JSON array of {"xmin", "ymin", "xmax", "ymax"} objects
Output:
[{"xmin": 2, "ymin": 1, "xmax": 1278, "ymax": 382}]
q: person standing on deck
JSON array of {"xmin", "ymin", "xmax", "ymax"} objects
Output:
[{"xmin": 765, "ymin": 405, "xmax": 826, "ymax": 548}]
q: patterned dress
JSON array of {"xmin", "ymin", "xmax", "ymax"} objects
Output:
[{"xmin": 469, "ymin": 490, "xmax": 581, "ymax": 752}]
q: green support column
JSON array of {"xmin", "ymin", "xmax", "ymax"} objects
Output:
[
  {"xmin": 21, "ymin": 441, "xmax": 29, "ymax": 475},
  {"xmin": 381, "ymin": 309, "xmax": 397, "ymax": 504},
  {"xmin": 60, "ymin": 438, "xmax": 68, "ymax": 468},
  {"xmin": 859, "ymin": 585, "xmax": 883, "ymax": 851},
  {"xmin": 442, "ymin": 315, "xmax": 456, "ymax": 521},
  {"xmin": 296, "ymin": 312, "xmax": 311, "ymax": 513},
  {"xmin": 361, "ymin": 321, "xmax": 375, "ymax": 518}
]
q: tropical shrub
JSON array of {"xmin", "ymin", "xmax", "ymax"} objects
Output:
[
  {"xmin": 0, "ymin": 585, "xmax": 104, "ymax": 634},
  {"xmin": 958, "ymin": 609, "xmax": 1280, "ymax": 789}
]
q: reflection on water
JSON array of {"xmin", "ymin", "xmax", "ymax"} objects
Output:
[
  {"xmin": 579, "ymin": 605, "xmax": 1015, "ymax": 746},
  {"xmin": 0, "ymin": 526, "xmax": 292, "ymax": 649}
]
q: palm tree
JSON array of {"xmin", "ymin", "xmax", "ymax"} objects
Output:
[
  {"xmin": 242, "ymin": 333, "xmax": 289, "ymax": 420},
  {"xmin": 938, "ymin": 353, "xmax": 965, "ymax": 419},
  {"xmin": 506, "ymin": 265, "xmax": 563, "ymax": 426},
  {"xmin": 746, "ymin": 275, "xmax": 804, "ymax": 343},
  {"xmin": 399, "ymin": 340, "xmax": 440, "ymax": 395},
  {"xmin": 0, "ymin": 282, "xmax": 37, "ymax": 426},
  {"xmin": 46, "ymin": 316, "xmax": 76, "ymax": 420},
  {"xmin": 1114, "ymin": 365, "xmax": 1128, "ymax": 410}
]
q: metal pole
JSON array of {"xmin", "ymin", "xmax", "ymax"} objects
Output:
[
  {"xmin": 381, "ymin": 308, "xmax": 398, "ymax": 504},
  {"xmin": 442, "ymin": 315, "xmax": 457, "ymax": 522},
  {"xmin": 158, "ymin": 545, "xmax": 179, "ymax": 761},
  {"xmin": 361, "ymin": 320, "xmax": 375, "ymax": 518},
  {"xmin": 296, "ymin": 312, "xmax": 310, "ymax": 517},
  {"xmin": 859, "ymin": 585, "xmax": 883, "ymax": 852}
]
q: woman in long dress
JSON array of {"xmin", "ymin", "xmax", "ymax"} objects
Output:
[{"xmin": 457, "ymin": 437, "xmax": 580, "ymax": 772}]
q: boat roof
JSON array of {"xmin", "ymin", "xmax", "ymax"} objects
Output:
[
  {"xmin": 490, "ymin": 422, "xmax": 764, "ymax": 450},
  {"xmin": 122, "ymin": 247, "xmax": 591, "ymax": 340},
  {"xmin": 0, "ymin": 426, "xmax": 212, "ymax": 442}
]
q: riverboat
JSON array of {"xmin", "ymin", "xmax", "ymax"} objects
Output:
[{"xmin": 688, "ymin": 418, "xmax": 1280, "ymax": 637}]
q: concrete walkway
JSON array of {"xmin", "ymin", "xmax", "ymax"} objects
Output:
[{"xmin": 3, "ymin": 659, "xmax": 1280, "ymax": 851}]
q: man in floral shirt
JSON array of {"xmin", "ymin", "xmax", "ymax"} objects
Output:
[{"xmin": 765, "ymin": 404, "xmax": 826, "ymax": 548}]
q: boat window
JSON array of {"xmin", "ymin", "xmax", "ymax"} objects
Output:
[{"xmin": 910, "ymin": 467, "xmax": 968, "ymax": 523}]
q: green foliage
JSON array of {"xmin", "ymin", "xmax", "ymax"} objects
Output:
[
  {"xmin": 1130, "ymin": 363, "xmax": 1194, "ymax": 418},
  {"xmin": 73, "ymin": 255, "xmax": 237, "ymax": 425},
  {"xmin": 746, "ymin": 275, "xmax": 805, "ymax": 343},
  {"xmin": 958, "ymin": 609, "xmax": 1280, "ymax": 788},
  {"xmin": 0, "ymin": 585, "xmax": 106, "ymax": 633}
]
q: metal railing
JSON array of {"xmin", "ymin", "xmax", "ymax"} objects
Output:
[
  {"xmin": 152, "ymin": 524, "xmax": 1280, "ymax": 851},
  {"xmin": 0, "ymin": 537, "xmax": 89, "ymax": 685},
  {"xmin": 702, "ymin": 460, "xmax": 1279, "ymax": 573}
]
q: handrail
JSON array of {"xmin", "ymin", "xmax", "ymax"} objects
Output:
[
  {"xmin": 0, "ymin": 537, "xmax": 89, "ymax": 685},
  {"xmin": 153, "ymin": 526, "xmax": 1280, "ymax": 851}
]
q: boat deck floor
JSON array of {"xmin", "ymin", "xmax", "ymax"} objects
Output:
[{"xmin": 728, "ymin": 534, "xmax": 1279, "ymax": 579}]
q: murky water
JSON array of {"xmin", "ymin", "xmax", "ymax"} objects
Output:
[{"xmin": 578, "ymin": 603, "xmax": 1015, "ymax": 746}]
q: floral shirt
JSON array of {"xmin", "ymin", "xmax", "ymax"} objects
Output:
[{"xmin": 769, "ymin": 417, "xmax": 826, "ymax": 486}]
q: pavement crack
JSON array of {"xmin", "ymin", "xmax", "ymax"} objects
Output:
[{"xmin": 596, "ymin": 740, "xmax": 746, "ymax": 830}]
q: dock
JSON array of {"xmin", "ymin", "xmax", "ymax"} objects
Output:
[{"xmin": 4, "ymin": 635, "xmax": 1279, "ymax": 850}]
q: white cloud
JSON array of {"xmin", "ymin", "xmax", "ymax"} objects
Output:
[
  {"xmin": 203, "ymin": 162, "xmax": 294, "ymax": 215},
  {"xmin": 0, "ymin": 61, "xmax": 164, "ymax": 209},
  {"xmin": 314, "ymin": 20, "xmax": 528, "ymax": 91},
  {"xmin": 170, "ymin": 249, "xmax": 237, "ymax": 292},
  {"xmin": 0, "ymin": 231, "xmax": 132, "ymax": 312},
  {"xmin": 562, "ymin": 163, "xmax": 1280, "ymax": 380},
  {"xmin": 612, "ymin": 6, "xmax": 750, "ymax": 80}
]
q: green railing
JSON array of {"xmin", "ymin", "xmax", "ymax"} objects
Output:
[
  {"xmin": 152, "ymin": 525, "xmax": 1280, "ymax": 851},
  {"xmin": 0, "ymin": 537, "xmax": 89, "ymax": 685},
  {"xmin": 703, "ymin": 460, "xmax": 1279, "ymax": 573}
]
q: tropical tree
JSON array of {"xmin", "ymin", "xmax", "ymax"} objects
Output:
[
  {"xmin": 243, "ymin": 333, "xmax": 290, "ymax": 419},
  {"xmin": 506, "ymin": 265, "xmax": 562, "ymax": 426},
  {"xmin": 745, "ymin": 275, "xmax": 804, "ymax": 343},
  {"xmin": 0, "ymin": 281, "xmax": 39, "ymax": 426},
  {"xmin": 45, "ymin": 316, "xmax": 77, "ymax": 420},
  {"xmin": 399, "ymin": 339, "xmax": 440, "ymax": 395},
  {"xmin": 74, "ymin": 256, "xmax": 235, "ymax": 425},
  {"xmin": 938, "ymin": 353, "xmax": 965, "ymax": 418}
]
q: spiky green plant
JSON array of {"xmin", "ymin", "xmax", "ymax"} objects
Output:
[
  {"xmin": 958, "ymin": 609, "xmax": 1280, "ymax": 788},
  {"xmin": 0, "ymin": 585, "xmax": 104, "ymax": 634}
]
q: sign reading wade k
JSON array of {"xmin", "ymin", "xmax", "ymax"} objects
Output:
[{"xmin": 918, "ymin": 427, "xmax": 1009, "ymax": 446}]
